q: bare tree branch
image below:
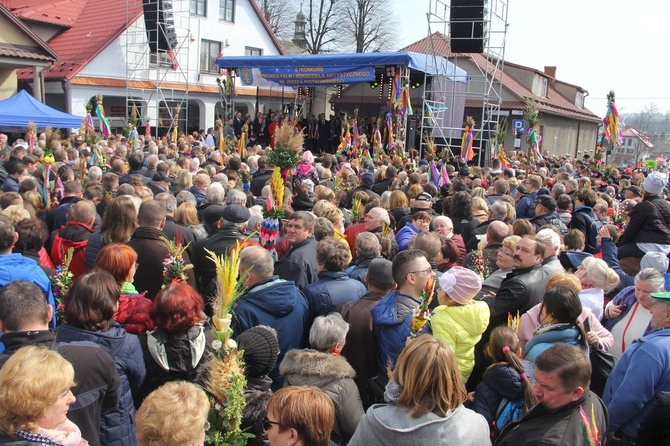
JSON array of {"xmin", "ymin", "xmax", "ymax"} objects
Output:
[
  {"xmin": 254, "ymin": 0, "xmax": 297, "ymax": 41},
  {"xmin": 340, "ymin": 0, "xmax": 400, "ymax": 53}
]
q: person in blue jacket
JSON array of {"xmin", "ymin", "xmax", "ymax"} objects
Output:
[
  {"xmin": 303, "ymin": 237, "xmax": 366, "ymax": 323},
  {"xmin": 371, "ymin": 249, "xmax": 434, "ymax": 372},
  {"xmin": 603, "ymin": 290, "xmax": 670, "ymax": 445},
  {"xmin": 0, "ymin": 217, "xmax": 55, "ymax": 354},
  {"xmin": 394, "ymin": 211, "xmax": 432, "ymax": 251},
  {"xmin": 232, "ymin": 245, "xmax": 309, "ymax": 390}
]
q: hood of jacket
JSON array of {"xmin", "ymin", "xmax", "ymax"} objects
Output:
[
  {"xmin": 482, "ymin": 363, "xmax": 525, "ymax": 400},
  {"xmin": 371, "ymin": 290, "xmax": 419, "ymax": 327},
  {"xmin": 434, "ymin": 301, "xmax": 490, "ymax": 337},
  {"xmin": 55, "ymin": 323, "xmax": 131, "ymax": 359},
  {"xmin": 131, "ymin": 226, "xmax": 165, "ymax": 241},
  {"xmin": 58, "ymin": 221, "xmax": 94, "ymax": 242},
  {"xmin": 279, "ymin": 349, "xmax": 356, "ymax": 385},
  {"xmin": 359, "ymin": 404, "xmax": 480, "ymax": 442},
  {"xmin": 240, "ymin": 276, "xmax": 302, "ymax": 318}
]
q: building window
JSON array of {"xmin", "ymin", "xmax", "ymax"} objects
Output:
[
  {"xmin": 575, "ymin": 92, "xmax": 584, "ymax": 109},
  {"xmin": 245, "ymin": 47, "xmax": 262, "ymax": 56},
  {"xmin": 200, "ymin": 40, "xmax": 221, "ymax": 73},
  {"xmin": 532, "ymin": 74, "xmax": 548, "ymax": 98},
  {"xmin": 190, "ymin": 0, "xmax": 206, "ymax": 16},
  {"xmin": 219, "ymin": 0, "xmax": 234, "ymax": 21},
  {"xmin": 628, "ymin": 138, "xmax": 633, "ymax": 146}
]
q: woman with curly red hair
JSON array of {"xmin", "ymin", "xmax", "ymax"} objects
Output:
[
  {"xmin": 95, "ymin": 243, "xmax": 154, "ymax": 335},
  {"xmin": 136, "ymin": 283, "xmax": 214, "ymax": 404}
]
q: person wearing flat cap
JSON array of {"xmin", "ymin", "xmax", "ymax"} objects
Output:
[
  {"xmin": 603, "ymin": 290, "xmax": 670, "ymax": 445},
  {"xmin": 529, "ymin": 194, "xmax": 567, "ymax": 235},
  {"xmin": 429, "ymin": 266, "xmax": 490, "ymax": 383},
  {"xmin": 617, "ymin": 171, "xmax": 670, "ymax": 265},
  {"xmin": 192, "ymin": 203, "xmax": 250, "ymax": 297}
]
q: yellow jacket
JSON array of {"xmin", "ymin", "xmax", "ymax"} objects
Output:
[{"xmin": 431, "ymin": 301, "xmax": 490, "ymax": 382}]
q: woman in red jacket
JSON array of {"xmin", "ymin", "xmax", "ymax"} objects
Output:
[{"xmin": 95, "ymin": 243, "xmax": 154, "ymax": 335}]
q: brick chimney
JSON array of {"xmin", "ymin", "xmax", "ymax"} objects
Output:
[{"xmin": 544, "ymin": 66, "xmax": 556, "ymax": 85}]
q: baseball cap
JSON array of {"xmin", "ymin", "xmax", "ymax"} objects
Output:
[{"xmin": 534, "ymin": 194, "xmax": 556, "ymax": 212}]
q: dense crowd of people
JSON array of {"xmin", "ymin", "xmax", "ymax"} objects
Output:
[{"xmin": 0, "ymin": 122, "xmax": 670, "ymax": 446}]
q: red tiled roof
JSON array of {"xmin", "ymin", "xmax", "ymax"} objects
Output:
[
  {"xmin": 467, "ymin": 53, "xmax": 600, "ymax": 123},
  {"xmin": 4, "ymin": 0, "xmax": 87, "ymax": 27},
  {"xmin": 0, "ymin": 43, "xmax": 54, "ymax": 62},
  {"xmin": 399, "ymin": 31, "xmax": 454, "ymax": 57},
  {"xmin": 3, "ymin": 0, "xmax": 284, "ymax": 82},
  {"xmin": 0, "ymin": 2, "xmax": 58, "ymax": 61},
  {"xmin": 3, "ymin": 0, "xmax": 143, "ymax": 81},
  {"xmin": 400, "ymin": 32, "xmax": 600, "ymax": 123}
]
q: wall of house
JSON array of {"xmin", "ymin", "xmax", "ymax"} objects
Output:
[
  {"xmin": 501, "ymin": 114, "xmax": 597, "ymax": 159},
  {"xmin": 0, "ymin": 69, "xmax": 17, "ymax": 100},
  {"xmin": 74, "ymin": 0, "xmax": 283, "ymax": 129},
  {"xmin": 0, "ymin": 15, "xmax": 34, "ymax": 45}
]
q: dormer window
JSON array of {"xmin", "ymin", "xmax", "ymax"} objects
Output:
[
  {"xmin": 532, "ymin": 74, "xmax": 547, "ymax": 97},
  {"xmin": 575, "ymin": 92, "xmax": 585, "ymax": 109}
]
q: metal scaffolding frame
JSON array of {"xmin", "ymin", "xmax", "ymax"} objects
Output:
[
  {"xmin": 126, "ymin": 0, "xmax": 190, "ymax": 138},
  {"xmin": 420, "ymin": 0, "xmax": 509, "ymax": 166}
]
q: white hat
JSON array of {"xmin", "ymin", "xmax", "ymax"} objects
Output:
[
  {"xmin": 640, "ymin": 251, "xmax": 669, "ymax": 272},
  {"xmin": 642, "ymin": 171, "xmax": 667, "ymax": 196}
]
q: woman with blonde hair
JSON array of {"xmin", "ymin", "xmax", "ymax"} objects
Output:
[
  {"xmin": 349, "ymin": 336, "xmax": 489, "ymax": 445},
  {"xmin": 177, "ymin": 169, "xmax": 192, "ymax": 193},
  {"xmin": 0, "ymin": 345, "xmax": 82, "ymax": 445},
  {"xmin": 575, "ymin": 256, "xmax": 620, "ymax": 321},
  {"xmin": 175, "ymin": 202, "xmax": 208, "ymax": 239},
  {"xmin": 388, "ymin": 190, "xmax": 410, "ymax": 229},
  {"xmin": 471, "ymin": 196, "xmax": 489, "ymax": 224},
  {"xmin": 136, "ymin": 381, "xmax": 210, "ymax": 446}
]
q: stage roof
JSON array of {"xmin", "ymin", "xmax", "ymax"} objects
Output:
[{"xmin": 215, "ymin": 51, "xmax": 468, "ymax": 86}]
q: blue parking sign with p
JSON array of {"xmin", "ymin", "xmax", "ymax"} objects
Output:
[{"xmin": 512, "ymin": 119, "xmax": 525, "ymax": 134}]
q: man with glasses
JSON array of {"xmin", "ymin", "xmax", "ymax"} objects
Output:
[{"xmin": 371, "ymin": 249, "xmax": 434, "ymax": 372}]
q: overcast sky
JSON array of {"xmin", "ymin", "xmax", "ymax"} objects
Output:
[{"xmin": 392, "ymin": 0, "xmax": 670, "ymax": 115}]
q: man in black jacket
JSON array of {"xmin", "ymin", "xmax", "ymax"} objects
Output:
[
  {"xmin": 496, "ymin": 344, "xmax": 607, "ymax": 445},
  {"xmin": 483, "ymin": 235, "xmax": 547, "ymax": 328},
  {"xmin": 529, "ymin": 194, "xmax": 567, "ymax": 235},
  {"xmin": 193, "ymin": 204, "xmax": 250, "ymax": 296},
  {"xmin": 0, "ymin": 281, "xmax": 120, "ymax": 446},
  {"xmin": 275, "ymin": 211, "xmax": 318, "ymax": 290}
]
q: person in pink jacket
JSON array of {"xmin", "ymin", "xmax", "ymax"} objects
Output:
[{"xmin": 517, "ymin": 272, "xmax": 613, "ymax": 352}]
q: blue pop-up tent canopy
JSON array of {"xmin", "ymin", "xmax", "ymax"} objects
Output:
[
  {"xmin": 215, "ymin": 51, "xmax": 468, "ymax": 87},
  {"xmin": 0, "ymin": 90, "xmax": 82, "ymax": 128}
]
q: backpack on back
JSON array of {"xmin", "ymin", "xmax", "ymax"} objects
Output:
[{"xmin": 494, "ymin": 397, "xmax": 525, "ymax": 436}]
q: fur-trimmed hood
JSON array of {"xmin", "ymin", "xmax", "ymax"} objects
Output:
[{"xmin": 280, "ymin": 349, "xmax": 356, "ymax": 382}]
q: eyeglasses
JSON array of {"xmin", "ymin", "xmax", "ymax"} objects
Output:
[
  {"xmin": 499, "ymin": 249, "xmax": 513, "ymax": 257},
  {"xmin": 204, "ymin": 420, "xmax": 210, "ymax": 432},
  {"xmin": 263, "ymin": 417, "xmax": 281, "ymax": 432},
  {"xmin": 408, "ymin": 267, "xmax": 433, "ymax": 275}
]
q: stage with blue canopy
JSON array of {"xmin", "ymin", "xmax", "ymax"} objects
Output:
[{"xmin": 215, "ymin": 51, "xmax": 469, "ymax": 88}]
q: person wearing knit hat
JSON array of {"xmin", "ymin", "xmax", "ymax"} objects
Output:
[
  {"xmin": 430, "ymin": 266, "xmax": 491, "ymax": 382},
  {"xmin": 237, "ymin": 326, "xmax": 280, "ymax": 445},
  {"xmin": 237, "ymin": 325, "xmax": 280, "ymax": 379},
  {"xmin": 642, "ymin": 171, "xmax": 668, "ymax": 196}
]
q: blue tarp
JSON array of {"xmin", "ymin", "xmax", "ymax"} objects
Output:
[
  {"xmin": 0, "ymin": 90, "xmax": 82, "ymax": 128},
  {"xmin": 215, "ymin": 51, "xmax": 468, "ymax": 84}
]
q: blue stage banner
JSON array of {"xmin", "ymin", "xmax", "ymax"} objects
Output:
[{"xmin": 238, "ymin": 66, "xmax": 376, "ymax": 87}]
